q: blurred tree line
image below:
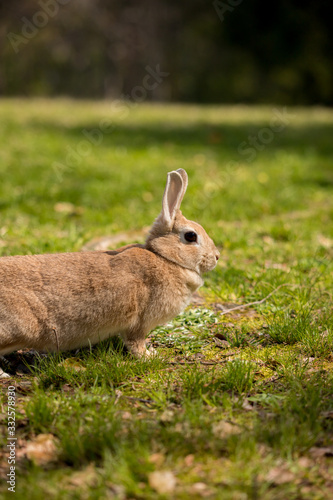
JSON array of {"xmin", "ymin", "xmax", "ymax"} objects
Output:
[{"xmin": 0, "ymin": 0, "xmax": 332, "ymax": 104}]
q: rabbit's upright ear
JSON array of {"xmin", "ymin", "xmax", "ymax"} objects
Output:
[
  {"xmin": 161, "ymin": 169, "xmax": 188, "ymax": 228},
  {"xmin": 176, "ymin": 168, "xmax": 188, "ymax": 200}
]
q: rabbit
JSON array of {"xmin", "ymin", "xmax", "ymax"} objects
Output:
[{"xmin": 0, "ymin": 169, "xmax": 219, "ymax": 377}]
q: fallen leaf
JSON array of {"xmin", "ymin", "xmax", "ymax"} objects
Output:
[
  {"xmin": 148, "ymin": 470, "xmax": 176, "ymax": 494},
  {"xmin": 59, "ymin": 358, "xmax": 86, "ymax": 372},
  {"xmin": 212, "ymin": 421, "xmax": 242, "ymax": 439},
  {"xmin": 190, "ymin": 482, "xmax": 211, "ymax": 496},
  {"xmin": 106, "ymin": 482, "xmax": 125, "ymax": 497},
  {"xmin": 213, "ymin": 338, "xmax": 230, "ymax": 349},
  {"xmin": 298, "ymin": 457, "xmax": 312, "ymax": 468},
  {"xmin": 184, "ymin": 454, "xmax": 195, "ymax": 467},
  {"xmin": 149, "ymin": 453, "xmax": 165, "ymax": 466},
  {"xmin": 318, "ymin": 235, "xmax": 333, "ymax": 248},
  {"xmin": 309, "ymin": 446, "xmax": 333, "ymax": 458},
  {"xmin": 160, "ymin": 410, "xmax": 174, "ymax": 422},
  {"xmin": 23, "ymin": 434, "xmax": 59, "ymax": 465},
  {"xmin": 266, "ymin": 467, "xmax": 294, "ymax": 484},
  {"xmin": 241, "ymin": 399, "xmax": 254, "ymax": 411},
  {"xmin": 62, "ymin": 384, "xmax": 73, "ymax": 393},
  {"xmin": 121, "ymin": 411, "xmax": 132, "ymax": 420},
  {"xmin": 68, "ymin": 464, "xmax": 98, "ymax": 488},
  {"xmin": 303, "ymin": 357, "xmax": 315, "ymax": 363},
  {"xmin": 54, "ymin": 202, "xmax": 84, "ymax": 216},
  {"xmin": 321, "ymin": 411, "xmax": 333, "ymax": 420}
]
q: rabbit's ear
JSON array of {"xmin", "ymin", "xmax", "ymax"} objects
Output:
[
  {"xmin": 161, "ymin": 170, "xmax": 187, "ymax": 228},
  {"xmin": 176, "ymin": 168, "xmax": 188, "ymax": 201}
]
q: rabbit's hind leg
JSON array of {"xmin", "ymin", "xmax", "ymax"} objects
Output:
[
  {"xmin": 0, "ymin": 331, "xmax": 22, "ymax": 356},
  {"xmin": 0, "ymin": 328, "xmax": 21, "ymax": 378}
]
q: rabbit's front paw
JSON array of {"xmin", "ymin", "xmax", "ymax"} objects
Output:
[
  {"xmin": 0, "ymin": 356, "xmax": 11, "ymax": 378},
  {"xmin": 0, "ymin": 368, "xmax": 11, "ymax": 379}
]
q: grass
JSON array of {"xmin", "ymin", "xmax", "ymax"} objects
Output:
[{"xmin": 0, "ymin": 98, "xmax": 333, "ymax": 498}]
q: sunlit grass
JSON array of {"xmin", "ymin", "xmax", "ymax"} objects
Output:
[{"xmin": 0, "ymin": 99, "xmax": 333, "ymax": 498}]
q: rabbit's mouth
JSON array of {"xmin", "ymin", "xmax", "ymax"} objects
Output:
[{"xmin": 199, "ymin": 255, "xmax": 219, "ymax": 273}]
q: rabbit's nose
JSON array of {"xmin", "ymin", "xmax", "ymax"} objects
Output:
[{"xmin": 215, "ymin": 251, "xmax": 220, "ymax": 261}]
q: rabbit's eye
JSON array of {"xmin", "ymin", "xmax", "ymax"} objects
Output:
[{"xmin": 184, "ymin": 231, "xmax": 197, "ymax": 243}]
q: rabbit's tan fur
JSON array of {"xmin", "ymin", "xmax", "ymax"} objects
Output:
[{"xmin": 0, "ymin": 169, "xmax": 219, "ymax": 376}]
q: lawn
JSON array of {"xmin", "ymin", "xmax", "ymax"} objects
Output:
[{"xmin": 0, "ymin": 99, "xmax": 333, "ymax": 499}]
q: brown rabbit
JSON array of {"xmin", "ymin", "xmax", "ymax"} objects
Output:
[{"xmin": 0, "ymin": 169, "xmax": 219, "ymax": 377}]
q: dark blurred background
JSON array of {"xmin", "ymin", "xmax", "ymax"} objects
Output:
[{"xmin": 0, "ymin": 0, "xmax": 332, "ymax": 105}]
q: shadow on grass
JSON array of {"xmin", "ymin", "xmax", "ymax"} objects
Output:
[
  {"xmin": 0, "ymin": 336, "xmax": 129, "ymax": 378},
  {"xmin": 25, "ymin": 118, "xmax": 333, "ymax": 192}
]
